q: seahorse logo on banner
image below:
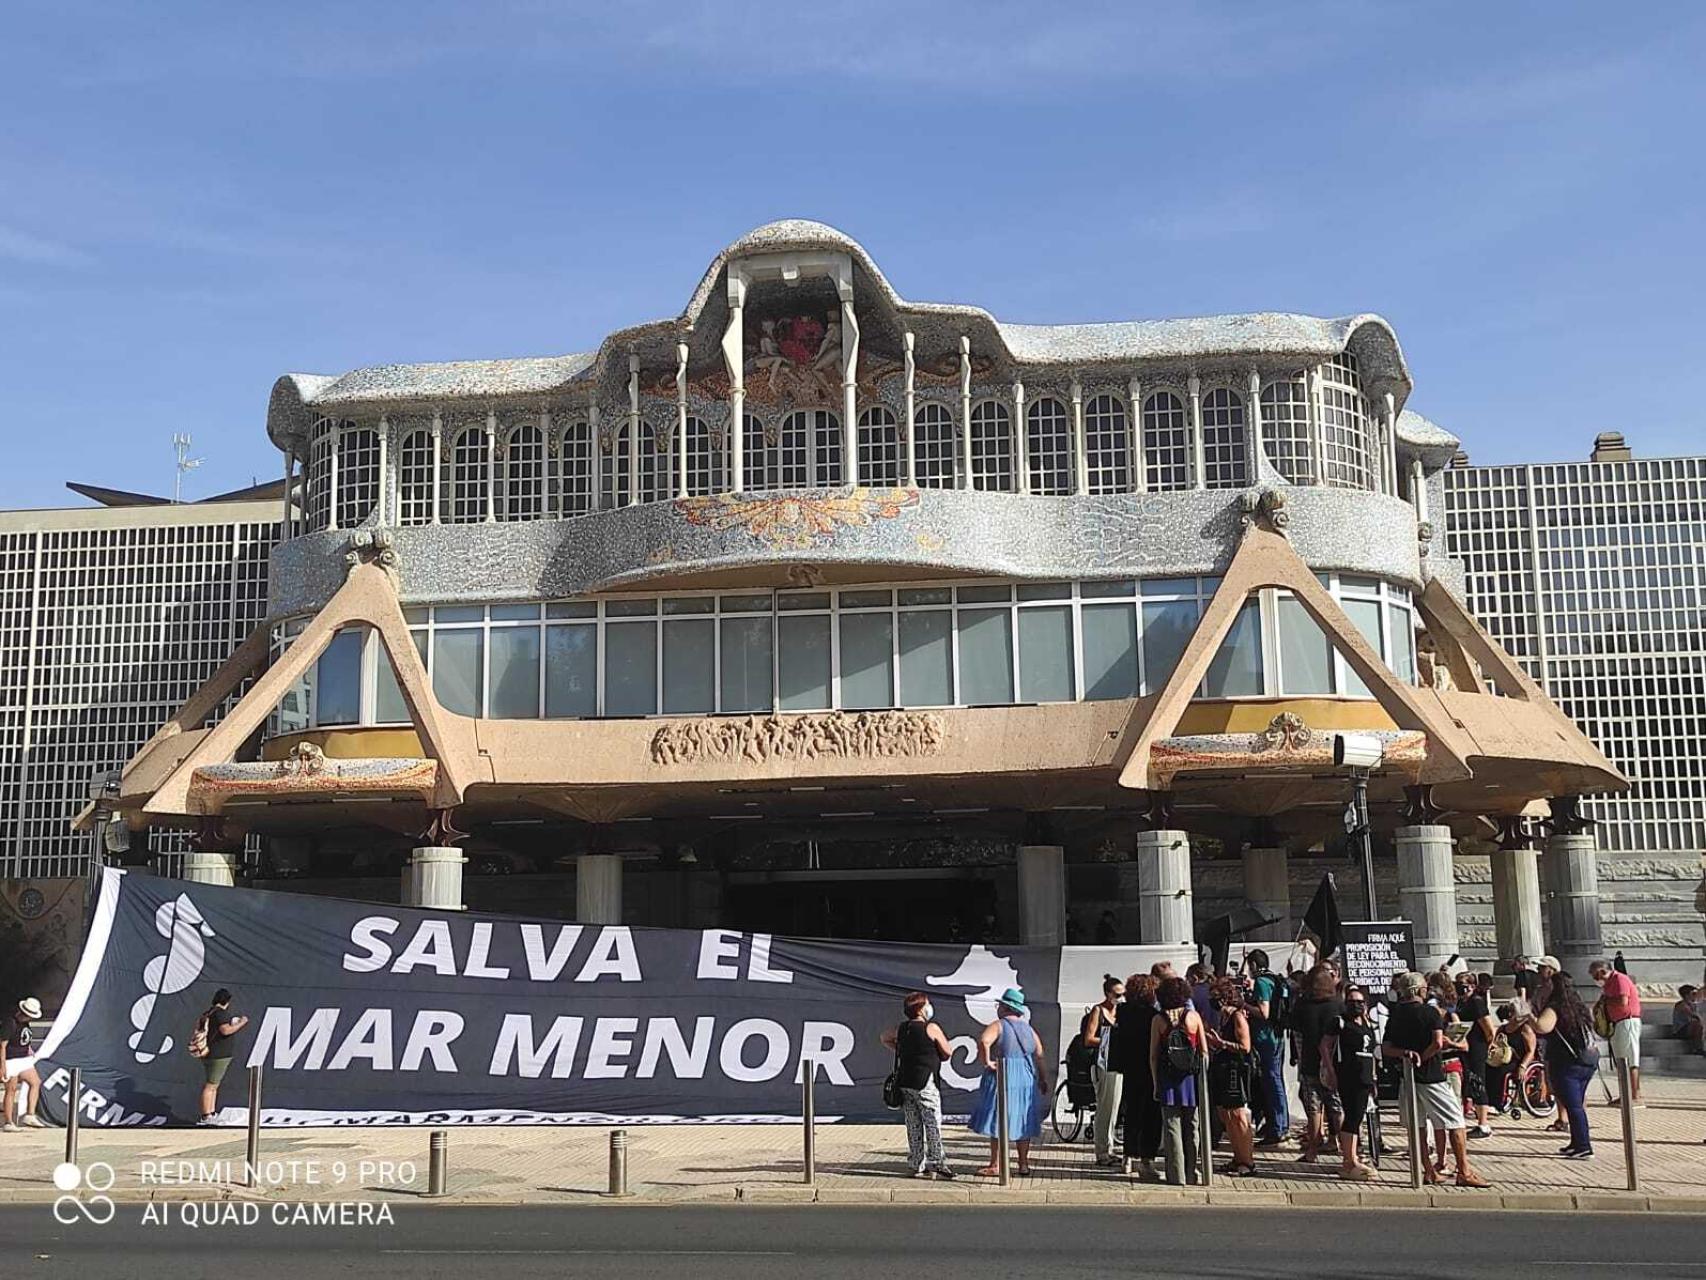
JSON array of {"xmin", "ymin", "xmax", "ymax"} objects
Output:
[
  {"xmin": 127, "ymin": 894, "xmax": 216, "ymax": 1063},
  {"xmin": 923, "ymin": 945, "xmax": 1022, "ymax": 1025}
]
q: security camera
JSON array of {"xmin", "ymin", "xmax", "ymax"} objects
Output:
[{"xmin": 1333, "ymin": 733, "xmax": 1384, "ymax": 770}]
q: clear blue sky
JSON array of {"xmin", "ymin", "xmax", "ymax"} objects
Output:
[{"xmin": 3, "ymin": 3, "xmax": 1702, "ymax": 507}]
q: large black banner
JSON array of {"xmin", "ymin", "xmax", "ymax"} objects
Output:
[{"xmin": 35, "ymin": 869, "xmax": 1064, "ymax": 1127}]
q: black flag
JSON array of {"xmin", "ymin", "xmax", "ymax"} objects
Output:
[{"xmin": 1302, "ymin": 872, "xmax": 1344, "ymax": 960}]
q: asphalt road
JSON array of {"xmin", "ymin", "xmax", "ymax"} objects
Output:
[{"xmin": 7, "ymin": 1205, "xmax": 1704, "ymax": 1278}]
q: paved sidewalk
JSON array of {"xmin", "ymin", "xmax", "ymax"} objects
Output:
[{"xmin": 4, "ymin": 1079, "xmax": 1704, "ymax": 1213}]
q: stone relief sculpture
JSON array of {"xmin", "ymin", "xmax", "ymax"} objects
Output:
[{"xmin": 650, "ymin": 710, "xmax": 944, "ymax": 766}]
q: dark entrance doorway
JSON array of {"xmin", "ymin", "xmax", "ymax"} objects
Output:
[{"xmin": 724, "ymin": 869, "xmax": 1001, "ymax": 943}]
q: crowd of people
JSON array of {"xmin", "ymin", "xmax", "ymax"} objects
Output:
[{"xmin": 880, "ymin": 948, "xmax": 1662, "ymax": 1183}]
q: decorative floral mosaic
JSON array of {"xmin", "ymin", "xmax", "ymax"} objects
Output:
[
  {"xmin": 673, "ymin": 487, "xmax": 920, "ymax": 550},
  {"xmin": 1149, "ymin": 728, "xmax": 1427, "ymax": 786}
]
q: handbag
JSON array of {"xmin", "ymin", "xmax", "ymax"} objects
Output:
[{"xmin": 882, "ymin": 1023, "xmax": 905, "ymax": 1110}]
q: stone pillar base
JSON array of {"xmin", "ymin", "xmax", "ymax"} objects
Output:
[
  {"xmin": 1134, "ymin": 829, "xmax": 1193, "ymax": 948},
  {"xmin": 181, "ymin": 850, "xmax": 237, "ymax": 886},
  {"xmin": 1241, "ymin": 846, "xmax": 1290, "ymax": 942},
  {"xmin": 1017, "ymin": 845, "xmax": 1066, "ymax": 947},
  {"xmin": 576, "ymin": 854, "xmax": 624, "ymax": 925},
  {"xmin": 1395, "ymin": 824, "xmax": 1458, "ymax": 971},
  {"xmin": 1543, "ymin": 831, "xmax": 1603, "ymax": 980},
  {"xmin": 406, "ymin": 846, "xmax": 466, "ymax": 911}
]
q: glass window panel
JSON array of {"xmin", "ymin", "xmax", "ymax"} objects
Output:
[
  {"xmin": 374, "ymin": 630, "xmax": 428, "ymax": 723},
  {"xmin": 719, "ymin": 616, "xmax": 773, "ymax": 712},
  {"xmin": 899, "ymin": 587, "xmax": 951, "ymax": 606},
  {"xmin": 1141, "ymin": 577, "xmax": 1198, "ymax": 598},
  {"xmin": 546, "ymin": 601, "xmax": 597, "ymax": 619},
  {"xmin": 839, "ymin": 611, "xmax": 894, "ymax": 710},
  {"xmin": 1277, "ymin": 596, "xmax": 1333, "ymax": 695},
  {"xmin": 720, "ymin": 594, "xmax": 773, "ymax": 614},
  {"xmin": 1340, "ymin": 575, "xmax": 1381, "ymax": 596},
  {"xmin": 1017, "ymin": 582, "xmax": 1070, "ymax": 602},
  {"xmin": 777, "ymin": 592, "xmax": 831, "ymax": 611},
  {"xmin": 489, "ymin": 626, "xmax": 542, "ymax": 718},
  {"xmin": 434, "ymin": 605, "xmax": 485, "ymax": 624},
  {"xmin": 957, "ymin": 607, "xmax": 1014, "ymax": 704},
  {"xmin": 1341, "ymin": 598, "xmax": 1385, "ymax": 698},
  {"xmin": 605, "ymin": 621, "xmax": 658, "ymax": 715},
  {"xmin": 606, "ymin": 598, "xmax": 658, "ymax": 618},
  {"xmin": 490, "ymin": 603, "xmax": 541, "ymax": 621},
  {"xmin": 315, "ymin": 629, "xmax": 364, "ymax": 725},
  {"xmin": 778, "ymin": 614, "xmax": 832, "ymax": 710},
  {"xmin": 898, "ymin": 610, "xmax": 952, "ymax": 706},
  {"xmin": 662, "ymin": 597, "xmax": 715, "ymax": 616},
  {"xmin": 1082, "ymin": 604, "xmax": 1138, "ymax": 700},
  {"xmin": 1389, "ymin": 604, "xmax": 1416, "ymax": 684},
  {"xmin": 545, "ymin": 624, "xmax": 598, "ymax": 717},
  {"xmin": 403, "ymin": 607, "xmax": 429, "ymax": 625},
  {"xmin": 1204, "ymin": 599, "xmax": 1263, "ymax": 697},
  {"xmin": 1018, "ymin": 605, "xmax": 1074, "ymax": 703},
  {"xmin": 1081, "ymin": 580, "xmax": 1136, "ymax": 599},
  {"xmin": 663, "ymin": 619, "xmax": 716, "ymax": 713},
  {"xmin": 839, "ymin": 589, "xmax": 892, "ymax": 609},
  {"xmin": 432, "ymin": 628, "xmax": 484, "ymax": 717},
  {"xmin": 1142, "ymin": 599, "xmax": 1198, "ymax": 694},
  {"xmin": 957, "ymin": 585, "xmax": 1011, "ymax": 603}
]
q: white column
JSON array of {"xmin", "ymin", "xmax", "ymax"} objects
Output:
[
  {"xmin": 1134, "ymin": 829, "xmax": 1194, "ymax": 947},
  {"xmin": 405, "ymin": 846, "xmax": 466, "ymax": 911},
  {"xmin": 1542, "ymin": 830, "xmax": 1603, "ymax": 979},
  {"xmin": 588, "ymin": 399, "xmax": 603, "ymax": 511},
  {"xmin": 840, "ymin": 279, "xmax": 859, "ymax": 488},
  {"xmin": 1128, "ymin": 377, "xmax": 1145, "ymax": 493},
  {"xmin": 1242, "ymin": 846, "xmax": 1290, "ymax": 943},
  {"xmin": 723, "ymin": 275, "xmax": 746, "ymax": 494},
  {"xmin": 485, "ymin": 410, "xmax": 498, "ymax": 522},
  {"xmin": 1306, "ymin": 365, "xmax": 1325, "ymax": 486},
  {"xmin": 543, "ymin": 408, "xmax": 556, "ymax": 518},
  {"xmin": 280, "ymin": 450, "xmax": 294, "ymax": 535},
  {"xmin": 1395, "ymin": 824, "xmax": 1459, "ymax": 971},
  {"xmin": 326, "ymin": 420, "xmax": 341, "ymax": 532},
  {"xmin": 1383, "ymin": 392, "xmax": 1399, "ymax": 495},
  {"xmin": 1188, "ymin": 374, "xmax": 1205, "ymax": 490},
  {"xmin": 1411, "ymin": 458, "xmax": 1429, "ymax": 520},
  {"xmin": 626, "ymin": 352, "xmax": 641, "ymax": 506},
  {"xmin": 1017, "ymin": 845, "xmax": 1066, "ymax": 947},
  {"xmin": 958, "ymin": 335, "xmax": 973, "ymax": 489},
  {"xmin": 675, "ymin": 341, "xmax": 690, "ymax": 499},
  {"xmin": 430, "ymin": 410, "xmax": 443, "ymax": 524},
  {"xmin": 902, "ymin": 331, "xmax": 917, "ymax": 487},
  {"xmin": 182, "ymin": 851, "xmax": 237, "ymax": 887},
  {"xmin": 380, "ymin": 415, "xmax": 395, "ymax": 524},
  {"xmin": 1246, "ymin": 368, "xmax": 1263, "ymax": 482},
  {"xmin": 1070, "ymin": 376, "xmax": 1088, "ymax": 494},
  {"xmin": 1491, "ymin": 847, "xmax": 1545, "ymax": 969},
  {"xmin": 1013, "ymin": 380, "xmax": 1029, "ymax": 495},
  {"xmin": 577, "ymin": 854, "xmax": 624, "ymax": 924}
]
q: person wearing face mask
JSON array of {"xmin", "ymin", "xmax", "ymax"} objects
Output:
[{"xmin": 882, "ymin": 992, "xmax": 956, "ymax": 1179}]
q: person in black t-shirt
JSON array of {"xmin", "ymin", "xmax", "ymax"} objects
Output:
[
  {"xmin": 1454, "ymin": 972, "xmax": 1498, "ymax": 1137},
  {"xmin": 1321, "ymin": 984, "xmax": 1378, "ymax": 1180},
  {"xmin": 197, "ymin": 988, "xmax": 249, "ymax": 1125},
  {"xmin": 881, "ymin": 992, "xmax": 955, "ymax": 1179},
  {"xmin": 1510, "ymin": 957, "xmax": 1539, "ymax": 1007},
  {"xmin": 1382, "ymin": 971, "xmax": 1488, "ymax": 1188},
  {"xmin": 1291, "ymin": 965, "xmax": 1344, "ymax": 1164}
]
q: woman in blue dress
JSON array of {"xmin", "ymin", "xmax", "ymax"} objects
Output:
[{"xmin": 969, "ymin": 987, "xmax": 1049, "ymax": 1176}]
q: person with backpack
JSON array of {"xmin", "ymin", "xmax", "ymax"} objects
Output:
[
  {"xmin": 1243, "ymin": 949, "xmax": 1290, "ymax": 1148},
  {"xmin": 1084, "ymin": 974, "xmax": 1124, "ymax": 1165},
  {"xmin": 194, "ymin": 988, "xmax": 249, "ymax": 1125},
  {"xmin": 880, "ymin": 992, "xmax": 955, "ymax": 1179},
  {"xmin": 1148, "ymin": 976, "xmax": 1205, "ymax": 1185},
  {"xmin": 1533, "ymin": 970, "xmax": 1598, "ymax": 1159}
]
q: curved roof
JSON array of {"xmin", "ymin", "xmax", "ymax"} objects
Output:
[
  {"xmin": 269, "ymin": 220, "xmax": 1414, "ymax": 450},
  {"xmin": 1395, "ymin": 408, "xmax": 1461, "ymax": 468}
]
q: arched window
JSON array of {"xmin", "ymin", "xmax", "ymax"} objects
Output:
[
  {"xmin": 1084, "ymin": 395, "xmax": 1131, "ymax": 494},
  {"xmin": 773, "ymin": 410, "xmax": 842, "ymax": 488},
  {"xmin": 914, "ymin": 403, "xmax": 957, "ymax": 489},
  {"xmin": 1319, "ymin": 353, "xmax": 1375, "ymax": 490},
  {"xmin": 306, "ymin": 417, "xmax": 335, "ymax": 530},
  {"xmin": 812, "ymin": 410, "xmax": 843, "ymax": 486},
  {"xmin": 684, "ymin": 415, "xmax": 724, "ymax": 496},
  {"xmin": 396, "ymin": 428, "xmax": 434, "ymax": 526},
  {"xmin": 1261, "ymin": 380, "xmax": 1313, "ymax": 485},
  {"xmin": 858, "ymin": 406, "xmax": 901, "ymax": 487},
  {"xmin": 969, "ymin": 400, "xmax": 1014, "ymax": 492},
  {"xmin": 557, "ymin": 420, "xmax": 593, "ymax": 516},
  {"xmin": 1200, "ymin": 388, "xmax": 1249, "ymax": 489},
  {"xmin": 599, "ymin": 420, "xmax": 663, "ymax": 506},
  {"xmin": 743, "ymin": 414, "xmax": 777, "ymax": 492},
  {"xmin": 336, "ymin": 425, "xmax": 380, "ymax": 528},
  {"xmin": 446, "ymin": 425, "xmax": 490, "ymax": 523},
  {"xmin": 1026, "ymin": 397, "xmax": 1073, "ymax": 495},
  {"xmin": 1142, "ymin": 392, "xmax": 1190, "ymax": 491},
  {"xmin": 503, "ymin": 423, "xmax": 546, "ymax": 520}
]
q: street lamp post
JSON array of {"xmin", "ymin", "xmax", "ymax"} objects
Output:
[{"xmin": 1335, "ymin": 734, "xmax": 1385, "ymax": 920}]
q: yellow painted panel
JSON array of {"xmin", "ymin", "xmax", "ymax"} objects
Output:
[
  {"xmin": 1175, "ymin": 698, "xmax": 1399, "ymax": 735},
  {"xmin": 261, "ymin": 728, "xmax": 426, "ymax": 761}
]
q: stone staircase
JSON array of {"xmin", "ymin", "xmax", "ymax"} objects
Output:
[{"xmin": 1640, "ymin": 1006, "xmax": 1706, "ymax": 1079}]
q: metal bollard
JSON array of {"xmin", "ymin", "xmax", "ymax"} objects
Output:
[
  {"xmin": 1617, "ymin": 1057, "xmax": 1640, "ymax": 1192},
  {"xmin": 1195, "ymin": 1051, "xmax": 1213, "ymax": 1188},
  {"xmin": 996, "ymin": 1062, "xmax": 1011, "ymax": 1187},
  {"xmin": 607, "ymin": 1128, "xmax": 629, "ymax": 1197},
  {"xmin": 244, "ymin": 1064, "xmax": 263, "ymax": 1188},
  {"xmin": 63, "ymin": 1067, "xmax": 81, "ymax": 1167},
  {"xmin": 802, "ymin": 1069, "xmax": 816, "ymax": 1185},
  {"xmin": 426, "ymin": 1129, "xmax": 448, "ymax": 1197},
  {"xmin": 1403, "ymin": 1058, "xmax": 1423, "ymax": 1190}
]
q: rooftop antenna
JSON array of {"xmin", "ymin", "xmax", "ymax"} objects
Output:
[{"xmin": 172, "ymin": 433, "xmax": 204, "ymax": 504}]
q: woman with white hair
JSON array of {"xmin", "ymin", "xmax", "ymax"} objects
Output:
[{"xmin": 1381, "ymin": 971, "xmax": 1489, "ymax": 1187}]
